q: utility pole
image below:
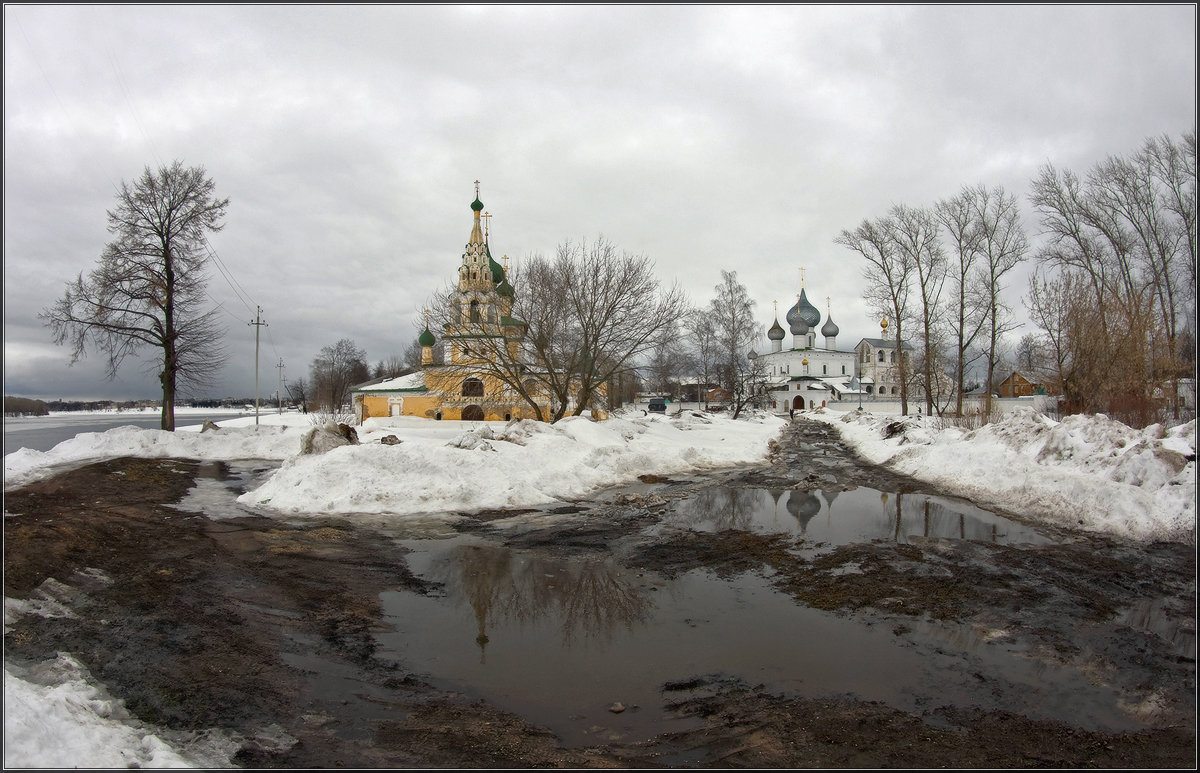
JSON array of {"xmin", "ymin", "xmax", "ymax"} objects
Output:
[
  {"xmin": 249, "ymin": 306, "xmax": 268, "ymax": 425},
  {"xmin": 276, "ymin": 358, "xmax": 285, "ymax": 414}
]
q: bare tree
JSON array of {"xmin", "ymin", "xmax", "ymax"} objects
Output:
[
  {"xmin": 684, "ymin": 308, "xmax": 720, "ymax": 408},
  {"xmin": 968, "ymin": 184, "xmax": 1029, "ymax": 415},
  {"xmin": 835, "ymin": 216, "xmax": 914, "ymax": 415},
  {"xmin": 1023, "ymin": 266, "xmax": 1078, "ymax": 393},
  {"xmin": 708, "ymin": 270, "xmax": 761, "ymax": 419},
  {"xmin": 889, "ymin": 204, "xmax": 947, "ymax": 415},
  {"xmin": 372, "ymin": 354, "xmax": 408, "ymax": 380},
  {"xmin": 936, "ymin": 187, "xmax": 989, "ymax": 416},
  {"xmin": 40, "ymin": 161, "xmax": 230, "ymax": 430},
  {"xmin": 310, "ymin": 338, "xmax": 370, "ymax": 413},
  {"xmin": 429, "ymin": 236, "xmax": 689, "ymax": 422},
  {"xmin": 641, "ymin": 333, "xmax": 690, "ymax": 397},
  {"xmin": 285, "ymin": 377, "xmax": 310, "ymax": 413},
  {"xmin": 1029, "ymin": 129, "xmax": 1194, "ymax": 425}
]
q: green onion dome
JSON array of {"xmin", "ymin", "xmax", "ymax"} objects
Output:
[{"xmin": 418, "ymin": 327, "xmax": 436, "ymax": 347}]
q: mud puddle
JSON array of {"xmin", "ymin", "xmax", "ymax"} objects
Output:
[
  {"xmin": 372, "ymin": 483, "xmax": 1146, "ymax": 748},
  {"xmin": 4, "ymin": 421, "xmax": 1194, "ymax": 768}
]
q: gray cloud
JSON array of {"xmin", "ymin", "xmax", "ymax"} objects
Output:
[{"xmin": 4, "ymin": 4, "xmax": 1195, "ymax": 400}]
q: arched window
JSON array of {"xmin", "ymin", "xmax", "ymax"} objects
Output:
[
  {"xmin": 462, "ymin": 378, "xmax": 484, "ymax": 396},
  {"xmin": 878, "ymin": 351, "xmax": 885, "ymax": 362},
  {"xmin": 841, "ymin": 365, "xmax": 846, "ymax": 374},
  {"xmin": 469, "ymin": 300, "xmax": 480, "ymax": 322},
  {"xmin": 890, "ymin": 351, "xmax": 896, "ymax": 364},
  {"xmin": 822, "ymin": 364, "xmax": 827, "ymax": 375}
]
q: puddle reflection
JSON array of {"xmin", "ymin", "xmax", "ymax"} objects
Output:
[
  {"xmin": 433, "ymin": 544, "xmax": 654, "ymax": 655},
  {"xmin": 665, "ymin": 486, "xmax": 1053, "ymax": 548}
]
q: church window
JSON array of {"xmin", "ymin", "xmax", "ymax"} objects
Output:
[
  {"xmin": 890, "ymin": 351, "xmax": 896, "ymax": 363},
  {"xmin": 878, "ymin": 351, "xmax": 885, "ymax": 362},
  {"xmin": 470, "ymin": 300, "xmax": 480, "ymax": 322},
  {"xmin": 841, "ymin": 365, "xmax": 846, "ymax": 374},
  {"xmin": 462, "ymin": 378, "xmax": 484, "ymax": 397},
  {"xmin": 822, "ymin": 364, "xmax": 827, "ymax": 375}
]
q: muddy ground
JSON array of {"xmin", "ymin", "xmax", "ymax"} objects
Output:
[{"xmin": 3, "ymin": 418, "xmax": 1195, "ymax": 767}]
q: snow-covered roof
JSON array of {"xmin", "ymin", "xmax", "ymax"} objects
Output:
[{"xmin": 353, "ymin": 371, "xmax": 427, "ymax": 392}]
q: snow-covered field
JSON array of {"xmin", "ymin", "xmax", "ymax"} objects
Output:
[{"xmin": 3, "ymin": 406, "xmax": 1195, "ymax": 767}]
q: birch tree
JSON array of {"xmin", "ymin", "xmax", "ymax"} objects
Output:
[{"xmin": 835, "ymin": 215, "xmax": 914, "ymax": 415}]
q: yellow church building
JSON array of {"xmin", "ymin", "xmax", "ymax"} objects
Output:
[{"xmin": 353, "ymin": 185, "xmax": 601, "ymax": 423}]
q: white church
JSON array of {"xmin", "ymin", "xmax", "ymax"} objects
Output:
[{"xmin": 750, "ymin": 280, "xmax": 913, "ymax": 413}]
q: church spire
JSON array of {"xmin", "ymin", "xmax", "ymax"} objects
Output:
[{"xmin": 469, "ymin": 180, "xmax": 484, "ymax": 245}]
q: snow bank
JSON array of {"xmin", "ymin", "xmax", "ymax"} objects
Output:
[
  {"xmin": 3, "ymin": 654, "xmax": 234, "ymax": 768},
  {"xmin": 4, "ymin": 422, "xmax": 309, "ymax": 489},
  {"xmin": 238, "ymin": 410, "xmax": 787, "ymax": 516},
  {"xmin": 808, "ymin": 406, "xmax": 1196, "ymax": 544}
]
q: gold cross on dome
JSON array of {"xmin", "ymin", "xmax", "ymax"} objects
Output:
[
  {"xmin": 800, "ymin": 266, "xmax": 806, "ymax": 288},
  {"xmin": 482, "ymin": 211, "xmax": 491, "ymax": 240},
  {"xmin": 474, "ymin": 180, "xmax": 480, "ymax": 197}
]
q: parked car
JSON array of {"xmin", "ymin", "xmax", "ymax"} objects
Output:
[{"xmin": 647, "ymin": 398, "xmax": 668, "ymax": 413}]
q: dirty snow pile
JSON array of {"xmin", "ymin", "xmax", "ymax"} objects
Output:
[
  {"xmin": 238, "ymin": 410, "xmax": 787, "ymax": 516},
  {"xmin": 3, "ymin": 654, "xmax": 238, "ymax": 769},
  {"xmin": 4, "ymin": 409, "xmax": 787, "ymax": 515},
  {"xmin": 807, "ymin": 406, "xmax": 1196, "ymax": 544},
  {"xmin": 3, "ymin": 421, "xmax": 309, "ymax": 489}
]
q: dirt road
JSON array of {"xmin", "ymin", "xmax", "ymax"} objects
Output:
[{"xmin": 3, "ymin": 419, "xmax": 1195, "ymax": 767}]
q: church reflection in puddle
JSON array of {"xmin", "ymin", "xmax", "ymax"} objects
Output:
[{"xmin": 662, "ymin": 486, "xmax": 1053, "ymax": 549}]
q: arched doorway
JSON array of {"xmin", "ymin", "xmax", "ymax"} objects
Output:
[
  {"xmin": 792, "ymin": 395, "xmax": 804, "ymax": 410},
  {"xmin": 462, "ymin": 405, "xmax": 485, "ymax": 421}
]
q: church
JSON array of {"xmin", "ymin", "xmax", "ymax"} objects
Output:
[
  {"xmin": 751, "ymin": 277, "xmax": 912, "ymax": 412},
  {"xmin": 352, "ymin": 185, "xmax": 600, "ymax": 423}
]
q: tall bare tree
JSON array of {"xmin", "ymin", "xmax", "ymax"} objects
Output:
[
  {"xmin": 708, "ymin": 270, "xmax": 761, "ymax": 419},
  {"xmin": 41, "ymin": 161, "xmax": 230, "ymax": 430},
  {"xmin": 936, "ymin": 187, "xmax": 988, "ymax": 416},
  {"xmin": 968, "ymin": 184, "xmax": 1029, "ymax": 415},
  {"xmin": 684, "ymin": 307, "xmax": 719, "ymax": 408},
  {"xmin": 835, "ymin": 215, "xmax": 914, "ymax": 415},
  {"xmin": 889, "ymin": 203, "xmax": 947, "ymax": 415}
]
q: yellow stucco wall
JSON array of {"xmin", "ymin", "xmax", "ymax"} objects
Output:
[{"xmin": 356, "ymin": 367, "xmax": 610, "ymax": 423}]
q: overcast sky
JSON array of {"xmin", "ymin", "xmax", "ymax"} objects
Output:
[{"xmin": 4, "ymin": 4, "xmax": 1196, "ymax": 402}]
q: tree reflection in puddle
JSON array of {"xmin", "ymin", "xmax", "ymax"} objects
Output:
[
  {"xmin": 436, "ymin": 544, "xmax": 654, "ymax": 655},
  {"xmin": 376, "ymin": 488, "xmax": 1131, "ymax": 748}
]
